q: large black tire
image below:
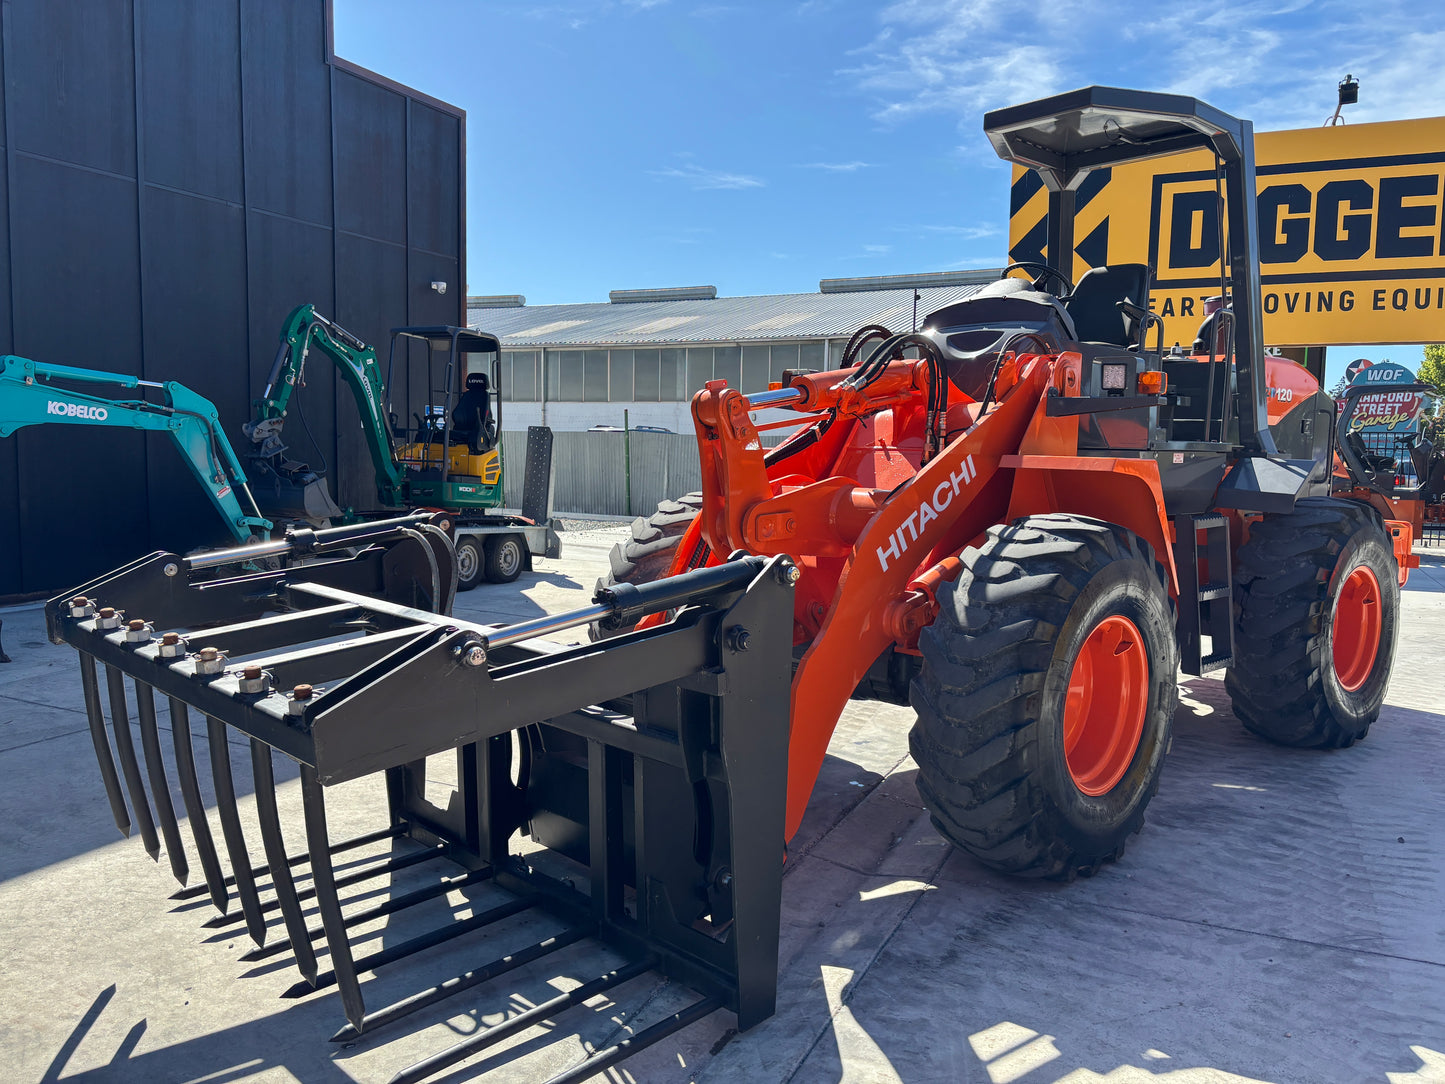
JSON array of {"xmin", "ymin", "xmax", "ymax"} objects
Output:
[
  {"xmin": 590, "ymin": 493, "xmax": 703, "ymax": 639},
  {"xmin": 455, "ymin": 536, "xmax": 484, "ymax": 591},
  {"xmin": 1226, "ymin": 497, "xmax": 1399, "ymax": 748},
  {"xmin": 909, "ymin": 515, "xmax": 1179, "ymax": 880},
  {"xmin": 483, "ymin": 534, "xmax": 526, "ymax": 584}
]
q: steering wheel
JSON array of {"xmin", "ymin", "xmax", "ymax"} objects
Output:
[{"xmin": 1002, "ymin": 261, "xmax": 1074, "ymax": 297}]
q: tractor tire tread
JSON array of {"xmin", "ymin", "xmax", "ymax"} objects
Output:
[
  {"xmin": 1226, "ymin": 497, "xmax": 1398, "ymax": 750},
  {"xmin": 910, "ymin": 514, "xmax": 1177, "ymax": 880}
]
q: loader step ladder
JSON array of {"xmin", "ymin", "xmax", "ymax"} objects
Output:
[{"xmin": 1175, "ymin": 513, "xmax": 1234, "ymax": 676}]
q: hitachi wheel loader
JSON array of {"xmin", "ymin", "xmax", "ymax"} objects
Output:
[{"xmin": 46, "ymin": 87, "xmax": 1413, "ymax": 1079}]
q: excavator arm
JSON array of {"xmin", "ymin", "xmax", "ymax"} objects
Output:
[
  {"xmin": 247, "ymin": 304, "xmax": 407, "ymax": 506},
  {"xmin": 0, "ymin": 355, "xmax": 271, "ymax": 544}
]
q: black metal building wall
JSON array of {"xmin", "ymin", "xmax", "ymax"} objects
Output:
[{"xmin": 0, "ymin": 0, "xmax": 465, "ymax": 597}]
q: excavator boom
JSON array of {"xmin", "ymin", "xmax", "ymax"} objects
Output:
[{"xmin": 0, "ymin": 354, "xmax": 271, "ymax": 544}]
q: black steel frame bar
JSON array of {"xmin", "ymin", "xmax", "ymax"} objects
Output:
[
  {"xmin": 541, "ymin": 996, "xmax": 722, "ymax": 1084},
  {"xmin": 387, "ymin": 957, "xmax": 657, "ymax": 1084},
  {"xmin": 328, "ymin": 924, "xmax": 594, "ymax": 1043},
  {"xmin": 286, "ymin": 895, "xmax": 534, "ymax": 998},
  {"xmin": 239, "ymin": 867, "xmax": 496, "ymax": 964},
  {"xmin": 170, "ymin": 824, "xmax": 403, "ymax": 901},
  {"xmin": 202, "ymin": 842, "xmax": 447, "ymax": 929}
]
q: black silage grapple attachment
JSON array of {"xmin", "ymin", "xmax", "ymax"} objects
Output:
[{"xmin": 46, "ymin": 516, "xmax": 793, "ymax": 1082}]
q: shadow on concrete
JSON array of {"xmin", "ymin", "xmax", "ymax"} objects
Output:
[{"xmin": 38, "ymin": 919, "xmax": 694, "ymax": 1084}]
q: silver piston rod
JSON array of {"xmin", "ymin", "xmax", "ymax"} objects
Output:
[{"xmin": 184, "ymin": 512, "xmax": 441, "ymax": 570}]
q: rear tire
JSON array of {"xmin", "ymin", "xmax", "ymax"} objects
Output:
[
  {"xmin": 591, "ymin": 493, "xmax": 704, "ymax": 639},
  {"xmin": 455, "ymin": 537, "xmax": 483, "ymax": 591},
  {"xmin": 483, "ymin": 534, "xmax": 525, "ymax": 584},
  {"xmin": 1226, "ymin": 497, "xmax": 1399, "ymax": 748},
  {"xmin": 910, "ymin": 515, "xmax": 1178, "ymax": 880}
]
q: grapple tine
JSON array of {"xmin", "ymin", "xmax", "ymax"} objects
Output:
[
  {"xmin": 387, "ymin": 957, "xmax": 657, "ymax": 1084},
  {"xmin": 102, "ymin": 663, "xmax": 159, "ymax": 860},
  {"xmin": 328, "ymin": 924, "xmax": 593, "ymax": 1043},
  {"xmin": 241, "ymin": 867, "xmax": 495, "ymax": 963},
  {"xmin": 285, "ymin": 895, "xmax": 533, "ymax": 998},
  {"xmin": 77, "ymin": 654, "xmax": 130, "ymax": 838},
  {"xmin": 300, "ymin": 764, "xmax": 365, "ymax": 1033},
  {"xmin": 204, "ymin": 843, "xmax": 447, "ymax": 929},
  {"xmin": 169, "ymin": 824, "xmax": 405, "ymax": 901},
  {"xmin": 167, "ymin": 698, "xmax": 228, "ymax": 914},
  {"xmin": 134, "ymin": 682, "xmax": 189, "ymax": 886},
  {"xmin": 206, "ymin": 717, "xmax": 266, "ymax": 947},
  {"xmin": 250, "ymin": 739, "xmax": 318, "ymax": 987},
  {"xmin": 542, "ymin": 995, "xmax": 722, "ymax": 1084}
]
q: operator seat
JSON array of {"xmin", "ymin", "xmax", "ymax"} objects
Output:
[
  {"xmin": 451, "ymin": 372, "xmax": 496, "ymax": 454},
  {"xmin": 1063, "ymin": 264, "xmax": 1150, "ymax": 347}
]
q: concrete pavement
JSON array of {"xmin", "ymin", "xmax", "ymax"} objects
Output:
[{"xmin": 1, "ymin": 525, "xmax": 1442, "ymax": 1084}]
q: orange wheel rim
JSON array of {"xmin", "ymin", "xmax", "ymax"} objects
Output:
[
  {"xmin": 1062, "ymin": 615, "xmax": 1148, "ymax": 796},
  {"xmin": 1332, "ymin": 566, "xmax": 1382, "ymax": 692}
]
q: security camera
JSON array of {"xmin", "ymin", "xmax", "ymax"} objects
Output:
[{"xmin": 431, "ymin": 281, "xmax": 448, "ymax": 295}]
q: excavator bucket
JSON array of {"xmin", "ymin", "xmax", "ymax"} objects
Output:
[{"xmin": 46, "ymin": 516, "xmax": 792, "ymax": 1079}]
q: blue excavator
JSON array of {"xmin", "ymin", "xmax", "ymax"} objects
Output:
[
  {"xmin": 0, "ymin": 354, "xmax": 272, "ymax": 545},
  {"xmin": 0, "ymin": 355, "xmax": 273, "ymax": 662}
]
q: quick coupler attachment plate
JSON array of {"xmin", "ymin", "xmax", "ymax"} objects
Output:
[{"xmin": 47, "ymin": 531, "xmax": 795, "ymax": 1079}]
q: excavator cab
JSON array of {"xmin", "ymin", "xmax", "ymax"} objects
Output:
[{"xmin": 387, "ymin": 326, "xmax": 504, "ymax": 504}]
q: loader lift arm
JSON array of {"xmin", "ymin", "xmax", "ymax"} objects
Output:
[{"xmin": 0, "ymin": 354, "xmax": 271, "ymax": 545}]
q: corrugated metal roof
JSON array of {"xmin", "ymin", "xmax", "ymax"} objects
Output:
[{"xmin": 468, "ymin": 282, "xmax": 991, "ymax": 346}]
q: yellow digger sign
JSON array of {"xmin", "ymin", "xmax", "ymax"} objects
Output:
[{"xmin": 1007, "ymin": 116, "xmax": 1445, "ymax": 346}]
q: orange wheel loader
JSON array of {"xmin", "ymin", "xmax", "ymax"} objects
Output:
[{"xmin": 600, "ymin": 85, "xmax": 1416, "ymax": 878}]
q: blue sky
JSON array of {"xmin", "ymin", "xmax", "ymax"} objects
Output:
[{"xmin": 333, "ymin": 0, "xmax": 1444, "ymax": 383}]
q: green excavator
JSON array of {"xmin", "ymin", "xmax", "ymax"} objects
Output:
[{"xmin": 244, "ymin": 304, "xmax": 557, "ymax": 588}]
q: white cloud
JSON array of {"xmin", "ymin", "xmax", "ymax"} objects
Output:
[
  {"xmin": 801, "ymin": 160, "xmax": 874, "ymax": 172},
  {"xmin": 915, "ymin": 223, "xmax": 1000, "ymax": 239},
  {"xmin": 842, "ymin": 0, "xmax": 1445, "ymax": 134},
  {"xmin": 863, "ymin": 243, "xmax": 892, "ymax": 254},
  {"xmin": 649, "ymin": 164, "xmax": 765, "ymax": 190}
]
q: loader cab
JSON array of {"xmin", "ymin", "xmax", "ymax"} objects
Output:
[
  {"xmin": 978, "ymin": 86, "xmax": 1330, "ymax": 516},
  {"xmin": 385, "ymin": 325, "xmax": 505, "ymax": 510}
]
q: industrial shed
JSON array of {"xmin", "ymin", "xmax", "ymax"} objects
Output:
[{"xmin": 467, "ymin": 270, "xmax": 1002, "ymax": 434}]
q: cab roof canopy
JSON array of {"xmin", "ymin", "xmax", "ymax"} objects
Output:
[
  {"xmin": 982, "ymin": 86, "xmax": 1250, "ymax": 191},
  {"xmin": 393, "ymin": 326, "xmax": 502, "ymax": 353},
  {"xmin": 981, "ymin": 85, "xmax": 1277, "ymax": 459}
]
